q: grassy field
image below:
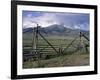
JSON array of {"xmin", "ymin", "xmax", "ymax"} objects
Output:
[
  {"xmin": 23, "ymin": 52, "xmax": 89, "ymax": 68},
  {"xmin": 23, "ymin": 36, "xmax": 89, "ymax": 68}
]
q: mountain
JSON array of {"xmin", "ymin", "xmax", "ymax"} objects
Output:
[
  {"xmin": 23, "ymin": 27, "xmax": 33, "ymax": 33},
  {"xmin": 44, "ymin": 24, "xmax": 67, "ymax": 32},
  {"xmin": 23, "ymin": 24, "xmax": 89, "ymax": 38}
]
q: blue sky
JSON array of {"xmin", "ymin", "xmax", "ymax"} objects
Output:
[{"xmin": 22, "ymin": 11, "xmax": 89, "ymax": 31}]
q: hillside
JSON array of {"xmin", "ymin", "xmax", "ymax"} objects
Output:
[{"xmin": 23, "ymin": 24, "xmax": 89, "ymax": 38}]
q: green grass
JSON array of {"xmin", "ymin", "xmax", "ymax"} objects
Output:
[{"xmin": 23, "ymin": 36, "xmax": 89, "ymax": 68}]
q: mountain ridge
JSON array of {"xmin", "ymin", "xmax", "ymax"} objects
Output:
[{"xmin": 23, "ymin": 24, "xmax": 89, "ymax": 38}]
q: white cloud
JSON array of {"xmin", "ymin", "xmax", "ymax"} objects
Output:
[
  {"xmin": 27, "ymin": 14, "xmax": 33, "ymax": 18},
  {"xmin": 74, "ymin": 25, "xmax": 80, "ymax": 29},
  {"xmin": 23, "ymin": 13, "xmax": 61, "ymax": 28},
  {"xmin": 23, "ymin": 12, "xmax": 89, "ymax": 31}
]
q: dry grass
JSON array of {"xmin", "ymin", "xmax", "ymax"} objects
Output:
[{"xmin": 23, "ymin": 51, "xmax": 89, "ymax": 68}]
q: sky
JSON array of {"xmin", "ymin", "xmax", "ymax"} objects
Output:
[{"xmin": 22, "ymin": 11, "xmax": 90, "ymax": 31}]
